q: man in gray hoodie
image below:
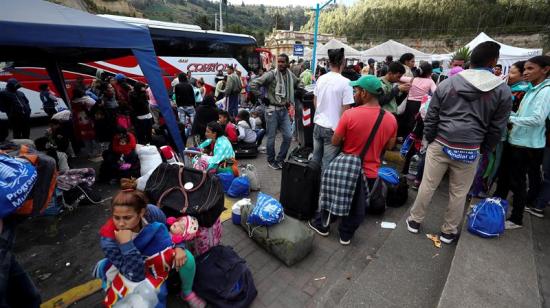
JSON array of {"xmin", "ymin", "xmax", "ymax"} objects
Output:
[{"xmin": 405, "ymin": 41, "xmax": 512, "ymax": 244}]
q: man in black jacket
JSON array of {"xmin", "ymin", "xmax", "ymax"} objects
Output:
[
  {"xmin": 405, "ymin": 41, "xmax": 512, "ymax": 244},
  {"xmin": 174, "ymin": 72, "xmax": 196, "ymax": 127},
  {"xmin": 0, "ymin": 78, "xmax": 31, "ymax": 139}
]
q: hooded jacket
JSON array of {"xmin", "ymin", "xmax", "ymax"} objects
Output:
[
  {"xmin": 424, "ymin": 69, "xmax": 512, "ymax": 153},
  {"xmin": 0, "ymin": 79, "xmax": 31, "ymax": 117}
]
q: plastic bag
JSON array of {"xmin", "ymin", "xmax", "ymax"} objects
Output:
[
  {"xmin": 240, "ymin": 164, "xmax": 260, "ymax": 191},
  {"xmin": 227, "ymin": 176, "xmax": 250, "ymax": 198},
  {"xmin": 247, "ymin": 192, "xmax": 284, "ymax": 226},
  {"xmin": 468, "ymin": 197, "xmax": 508, "ymax": 238},
  {"xmin": 217, "ymin": 173, "xmax": 235, "ymax": 193},
  {"xmin": 0, "ymin": 154, "xmax": 38, "ymax": 218}
]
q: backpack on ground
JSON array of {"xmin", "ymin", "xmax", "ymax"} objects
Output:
[
  {"xmin": 193, "ymin": 245, "xmax": 257, "ymax": 308},
  {"xmin": 240, "ymin": 201, "xmax": 314, "ymax": 266},
  {"xmin": 366, "ymin": 177, "xmax": 387, "ymax": 215},
  {"xmin": 227, "ymin": 176, "xmax": 250, "ymax": 198},
  {"xmin": 467, "ymin": 197, "xmax": 508, "ymax": 238},
  {"xmin": 386, "ymin": 176, "xmax": 409, "ymax": 208}
]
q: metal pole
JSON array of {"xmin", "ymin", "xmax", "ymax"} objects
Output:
[
  {"xmin": 311, "ymin": 3, "xmax": 320, "ymax": 79},
  {"xmin": 215, "ymin": 13, "xmax": 218, "ymax": 31},
  {"xmin": 219, "ymin": 0, "xmax": 224, "ymax": 32},
  {"xmin": 311, "ymin": 0, "xmax": 335, "ymax": 81}
]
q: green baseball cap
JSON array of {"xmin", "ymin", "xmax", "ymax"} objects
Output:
[{"xmin": 349, "ymin": 75, "xmax": 383, "ymax": 95}]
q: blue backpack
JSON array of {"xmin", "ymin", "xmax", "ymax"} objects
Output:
[
  {"xmin": 0, "ymin": 154, "xmax": 38, "ymax": 218},
  {"xmin": 247, "ymin": 193, "xmax": 283, "ymax": 226},
  {"xmin": 217, "ymin": 173, "xmax": 235, "ymax": 193},
  {"xmin": 467, "ymin": 198, "xmax": 508, "ymax": 238},
  {"xmin": 227, "ymin": 176, "xmax": 250, "ymax": 198}
]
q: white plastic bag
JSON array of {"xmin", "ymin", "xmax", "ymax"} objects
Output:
[{"xmin": 240, "ymin": 164, "xmax": 260, "ymax": 191}]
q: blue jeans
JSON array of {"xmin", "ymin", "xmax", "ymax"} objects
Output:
[
  {"xmin": 312, "ymin": 124, "xmax": 341, "ymax": 170},
  {"xmin": 265, "ymin": 107, "xmax": 292, "ymax": 163},
  {"xmin": 227, "ymin": 94, "xmax": 239, "ymax": 118}
]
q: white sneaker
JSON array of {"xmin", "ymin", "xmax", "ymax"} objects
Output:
[{"xmin": 505, "ymin": 220, "xmax": 523, "ymax": 230}]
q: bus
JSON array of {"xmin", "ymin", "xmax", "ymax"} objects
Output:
[{"xmin": 0, "ymin": 14, "xmax": 272, "ymax": 119}]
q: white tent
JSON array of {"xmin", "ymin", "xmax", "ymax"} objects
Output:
[
  {"xmin": 466, "ymin": 32, "xmax": 542, "ymax": 67},
  {"xmin": 361, "ymin": 40, "xmax": 433, "ymax": 62},
  {"xmin": 303, "ymin": 46, "xmax": 313, "ymax": 58},
  {"xmin": 315, "ymin": 38, "xmax": 362, "ymax": 59}
]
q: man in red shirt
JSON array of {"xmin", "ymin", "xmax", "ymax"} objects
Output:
[{"xmin": 309, "ymin": 75, "xmax": 397, "ymax": 245}]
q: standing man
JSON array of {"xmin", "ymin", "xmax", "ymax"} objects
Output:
[
  {"xmin": 378, "ymin": 62, "xmax": 410, "ymax": 114},
  {"xmin": 312, "ymin": 48, "xmax": 354, "ymax": 169},
  {"xmin": 225, "ymin": 65, "xmax": 241, "ymax": 118},
  {"xmin": 250, "ymin": 54, "xmax": 301, "ymax": 170},
  {"xmin": 308, "ymin": 75, "xmax": 397, "ymax": 245},
  {"xmin": 405, "ymin": 41, "xmax": 512, "ymax": 244},
  {"xmin": 0, "ymin": 78, "xmax": 31, "ymax": 139},
  {"xmin": 174, "ymin": 73, "xmax": 196, "ymax": 125}
]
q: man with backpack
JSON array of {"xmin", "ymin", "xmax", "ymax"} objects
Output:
[
  {"xmin": 225, "ymin": 65, "xmax": 242, "ymax": 118},
  {"xmin": 405, "ymin": 41, "xmax": 512, "ymax": 244},
  {"xmin": 249, "ymin": 54, "xmax": 302, "ymax": 170},
  {"xmin": 0, "ymin": 78, "xmax": 31, "ymax": 139},
  {"xmin": 308, "ymin": 75, "xmax": 397, "ymax": 245}
]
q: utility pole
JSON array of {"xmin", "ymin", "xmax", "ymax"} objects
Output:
[
  {"xmin": 215, "ymin": 13, "xmax": 218, "ymax": 31},
  {"xmin": 219, "ymin": 0, "xmax": 224, "ymax": 32}
]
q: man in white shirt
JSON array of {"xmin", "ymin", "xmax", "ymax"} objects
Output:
[{"xmin": 312, "ymin": 48, "xmax": 355, "ymax": 169}]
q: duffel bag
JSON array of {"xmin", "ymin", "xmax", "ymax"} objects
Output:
[
  {"xmin": 145, "ymin": 163, "xmax": 224, "ymax": 228},
  {"xmin": 194, "ymin": 246, "xmax": 257, "ymax": 308},
  {"xmin": 240, "ymin": 201, "xmax": 314, "ymax": 266}
]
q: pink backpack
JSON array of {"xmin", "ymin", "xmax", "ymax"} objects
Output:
[{"xmin": 188, "ymin": 217, "xmax": 223, "ymax": 256}]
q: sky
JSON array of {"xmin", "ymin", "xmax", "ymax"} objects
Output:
[{"xmin": 227, "ymin": 0, "xmax": 358, "ymax": 7}]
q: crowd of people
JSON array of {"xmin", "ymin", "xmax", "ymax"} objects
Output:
[
  {"xmin": 1, "ymin": 39, "xmax": 549, "ymax": 307},
  {"xmin": 307, "ymin": 43, "xmax": 550, "ymax": 246}
]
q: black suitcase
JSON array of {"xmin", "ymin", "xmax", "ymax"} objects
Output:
[
  {"xmin": 279, "ymin": 159, "xmax": 321, "ymax": 220},
  {"xmin": 234, "ymin": 142, "xmax": 259, "ymax": 159}
]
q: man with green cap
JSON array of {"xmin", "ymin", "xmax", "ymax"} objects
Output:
[{"xmin": 308, "ymin": 75, "xmax": 398, "ymax": 245}]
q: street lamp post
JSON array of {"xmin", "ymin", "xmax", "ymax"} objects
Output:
[{"xmin": 311, "ymin": 0, "xmax": 336, "ymax": 79}]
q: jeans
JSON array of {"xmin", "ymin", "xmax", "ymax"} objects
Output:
[
  {"xmin": 535, "ymin": 146, "xmax": 550, "ymax": 210},
  {"xmin": 177, "ymin": 106, "xmax": 195, "ymax": 125},
  {"xmin": 500, "ymin": 146, "xmax": 543, "ymax": 224},
  {"xmin": 265, "ymin": 107, "xmax": 292, "ymax": 163},
  {"xmin": 312, "ymin": 124, "xmax": 340, "ymax": 169},
  {"xmin": 313, "ymin": 176, "xmax": 374, "ymax": 241},
  {"xmin": 254, "ymin": 129, "xmax": 266, "ymax": 146},
  {"xmin": 227, "ymin": 94, "xmax": 239, "ymax": 118}
]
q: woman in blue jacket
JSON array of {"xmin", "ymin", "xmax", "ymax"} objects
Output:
[{"xmin": 495, "ymin": 55, "xmax": 550, "ymax": 229}]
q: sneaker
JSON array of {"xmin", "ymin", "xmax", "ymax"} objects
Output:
[
  {"xmin": 308, "ymin": 220, "xmax": 329, "ymax": 236},
  {"xmin": 505, "ymin": 220, "xmax": 523, "ymax": 230},
  {"xmin": 339, "ymin": 237, "xmax": 351, "ymax": 246},
  {"xmin": 440, "ymin": 232, "xmax": 457, "ymax": 244},
  {"xmin": 406, "ymin": 218, "xmax": 420, "ymax": 234},
  {"xmin": 268, "ymin": 161, "xmax": 281, "ymax": 170},
  {"xmin": 181, "ymin": 291, "xmax": 206, "ymax": 308},
  {"xmin": 525, "ymin": 207, "xmax": 544, "ymax": 218}
]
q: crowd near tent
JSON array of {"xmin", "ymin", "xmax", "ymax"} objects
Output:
[
  {"xmin": 361, "ymin": 40, "xmax": 433, "ymax": 62},
  {"xmin": 0, "ymin": 0, "xmax": 184, "ymax": 153},
  {"xmin": 315, "ymin": 39, "xmax": 362, "ymax": 60},
  {"xmin": 466, "ymin": 32, "xmax": 543, "ymax": 68}
]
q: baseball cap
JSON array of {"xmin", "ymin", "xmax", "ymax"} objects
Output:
[{"xmin": 349, "ymin": 75, "xmax": 383, "ymax": 96}]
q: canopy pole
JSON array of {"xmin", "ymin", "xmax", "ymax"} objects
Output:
[{"xmin": 45, "ymin": 60, "xmax": 70, "ymax": 108}]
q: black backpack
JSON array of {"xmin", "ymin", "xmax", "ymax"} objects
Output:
[
  {"xmin": 194, "ymin": 246, "xmax": 257, "ymax": 308},
  {"xmin": 386, "ymin": 177, "xmax": 409, "ymax": 208}
]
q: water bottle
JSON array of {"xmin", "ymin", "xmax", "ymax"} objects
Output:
[{"xmin": 408, "ymin": 154, "xmax": 420, "ymax": 179}]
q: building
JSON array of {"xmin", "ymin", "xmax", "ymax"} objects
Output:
[{"xmin": 264, "ymin": 22, "xmax": 348, "ymax": 58}]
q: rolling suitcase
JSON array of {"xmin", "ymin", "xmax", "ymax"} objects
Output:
[{"xmin": 279, "ymin": 159, "xmax": 321, "ymax": 220}]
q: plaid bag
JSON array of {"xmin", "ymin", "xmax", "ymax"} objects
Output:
[{"xmin": 319, "ymin": 109, "xmax": 386, "ymax": 219}]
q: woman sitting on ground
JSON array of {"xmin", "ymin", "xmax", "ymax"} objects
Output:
[
  {"xmin": 99, "ymin": 127, "xmax": 140, "ymax": 183},
  {"xmin": 235, "ymin": 109, "xmax": 258, "ymax": 146},
  {"xmin": 95, "ymin": 188, "xmax": 205, "ymax": 308},
  {"xmin": 198, "ymin": 121, "xmax": 235, "ymax": 170}
]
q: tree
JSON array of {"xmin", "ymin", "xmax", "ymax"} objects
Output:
[{"xmin": 194, "ymin": 14, "xmax": 213, "ymax": 30}]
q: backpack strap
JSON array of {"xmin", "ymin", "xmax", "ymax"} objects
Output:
[{"xmin": 359, "ymin": 109, "xmax": 386, "ymax": 162}]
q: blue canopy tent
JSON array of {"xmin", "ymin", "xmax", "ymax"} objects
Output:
[{"xmin": 0, "ymin": 0, "xmax": 185, "ymax": 153}]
